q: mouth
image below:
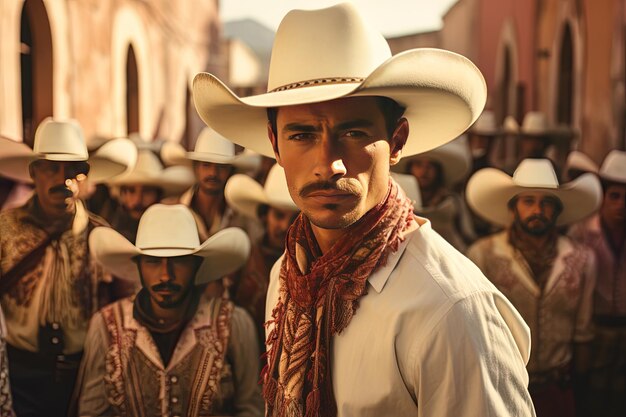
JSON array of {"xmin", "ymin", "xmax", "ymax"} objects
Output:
[{"xmin": 305, "ymin": 190, "xmax": 357, "ymax": 204}]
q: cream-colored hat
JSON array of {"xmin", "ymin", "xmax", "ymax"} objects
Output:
[
  {"xmin": 393, "ymin": 135, "xmax": 471, "ymax": 186},
  {"xmin": 503, "ymin": 115, "xmax": 520, "ymax": 134},
  {"xmin": 224, "ymin": 164, "xmax": 298, "ymax": 220},
  {"xmin": 470, "ymin": 110, "xmax": 501, "ymax": 136},
  {"xmin": 564, "ymin": 151, "xmax": 599, "ymax": 177},
  {"xmin": 390, "ymin": 172, "xmax": 422, "ymax": 211},
  {"xmin": 108, "ymin": 149, "xmax": 194, "ymax": 196},
  {"xmin": 599, "ymin": 150, "xmax": 626, "ymax": 184},
  {"xmin": 89, "ymin": 204, "xmax": 250, "ymax": 284},
  {"xmin": 520, "ymin": 112, "xmax": 551, "ymax": 136},
  {"xmin": 193, "ymin": 3, "xmax": 486, "ymax": 158},
  {"xmin": 466, "ymin": 158, "xmax": 602, "ymax": 227},
  {"xmin": 0, "ymin": 118, "xmax": 136, "ymax": 183}
]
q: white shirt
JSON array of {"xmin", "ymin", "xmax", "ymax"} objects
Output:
[{"xmin": 266, "ymin": 218, "xmax": 536, "ymax": 417}]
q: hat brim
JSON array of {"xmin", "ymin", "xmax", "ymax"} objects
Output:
[
  {"xmin": 0, "ymin": 137, "xmax": 133, "ymax": 184},
  {"xmin": 224, "ymin": 174, "xmax": 267, "ymax": 220},
  {"xmin": 90, "ymin": 226, "xmax": 250, "ymax": 284},
  {"xmin": 108, "ymin": 166, "xmax": 194, "ymax": 196},
  {"xmin": 466, "ymin": 169, "xmax": 601, "ymax": 227},
  {"xmin": 193, "ymin": 48, "xmax": 486, "ymax": 158}
]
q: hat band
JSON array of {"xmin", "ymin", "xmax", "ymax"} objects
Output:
[
  {"xmin": 139, "ymin": 246, "xmax": 197, "ymax": 251},
  {"xmin": 269, "ymin": 77, "xmax": 365, "ymax": 93}
]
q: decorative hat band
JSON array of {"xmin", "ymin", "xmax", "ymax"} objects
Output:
[{"xmin": 270, "ymin": 76, "xmax": 365, "ymax": 92}]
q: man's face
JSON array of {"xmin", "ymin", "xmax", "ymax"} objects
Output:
[
  {"xmin": 601, "ymin": 184, "xmax": 626, "ymax": 224},
  {"xmin": 408, "ymin": 158, "xmax": 441, "ymax": 190},
  {"xmin": 468, "ymin": 133, "xmax": 491, "ymax": 158},
  {"xmin": 193, "ymin": 161, "xmax": 233, "ymax": 195},
  {"xmin": 138, "ymin": 255, "xmax": 198, "ymax": 309},
  {"xmin": 30, "ymin": 160, "xmax": 88, "ymax": 217},
  {"xmin": 119, "ymin": 185, "xmax": 161, "ymax": 220},
  {"xmin": 511, "ymin": 192, "xmax": 560, "ymax": 236},
  {"xmin": 269, "ymin": 96, "xmax": 407, "ymax": 230},
  {"xmin": 264, "ymin": 206, "xmax": 299, "ymax": 250}
]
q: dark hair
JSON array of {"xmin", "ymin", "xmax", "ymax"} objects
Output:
[
  {"xmin": 266, "ymin": 96, "xmax": 406, "ymax": 140},
  {"xmin": 256, "ymin": 203, "xmax": 270, "ymax": 220},
  {"xmin": 600, "ymin": 178, "xmax": 626, "ymax": 194},
  {"xmin": 507, "ymin": 194, "xmax": 564, "ymax": 217}
]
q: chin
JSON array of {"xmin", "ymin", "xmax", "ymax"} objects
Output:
[{"xmin": 305, "ymin": 207, "xmax": 362, "ymax": 230}]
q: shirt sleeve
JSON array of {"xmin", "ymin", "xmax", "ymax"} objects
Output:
[
  {"xmin": 573, "ymin": 247, "xmax": 596, "ymax": 343},
  {"xmin": 229, "ymin": 307, "xmax": 264, "ymax": 417},
  {"xmin": 76, "ymin": 312, "xmax": 113, "ymax": 417},
  {"xmin": 412, "ymin": 291, "xmax": 536, "ymax": 417}
]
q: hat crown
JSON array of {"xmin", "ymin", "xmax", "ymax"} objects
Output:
[
  {"xmin": 267, "ymin": 3, "xmax": 391, "ymax": 92},
  {"xmin": 34, "ymin": 118, "xmax": 88, "ymax": 159},
  {"xmin": 503, "ymin": 115, "xmax": 519, "ymax": 133},
  {"xmin": 471, "ymin": 110, "xmax": 497, "ymax": 133},
  {"xmin": 135, "ymin": 204, "xmax": 200, "ymax": 251},
  {"xmin": 264, "ymin": 164, "xmax": 296, "ymax": 208},
  {"xmin": 513, "ymin": 159, "xmax": 559, "ymax": 189},
  {"xmin": 600, "ymin": 150, "xmax": 626, "ymax": 183},
  {"xmin": 521, "ymin": 111, "xmax": 549, "ymax": 134},
  {"xmin": 132, "ymin": 150, "xmax": 164, "ymax": 177},
  {"xmin": 194, "ymin": 128, "xmax": 235, "ymax": 157}
]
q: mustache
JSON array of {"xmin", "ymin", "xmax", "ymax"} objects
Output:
[
  {"xmin": 201, "ymin": 176, "xmax": 221, "ymax": 183},
  {"xmin": 151, "ymin": 282, "xmax": 182, "ymax": 292},
  {"xmin": 523, "ymin": 215, "xmax": 550, "ymax": 225},
  {"xmin": 299, "ymin": 179, "xmax": 361, "ymax": 198},
  {"xmin": 129, "ymin": 204, "xmax": 146, "ymax": 213},
  {"xmin": 48, "ymin": 184, "xmax": 73, "ymax": 197}
]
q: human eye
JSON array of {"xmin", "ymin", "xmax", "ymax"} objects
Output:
[
  {"xmin": 343, "ymin": 130, "xmax": 368, "ymax": 138},
  {"xmin": 287, "ymin": 132, "xmax": 316, "ymax": 141}
]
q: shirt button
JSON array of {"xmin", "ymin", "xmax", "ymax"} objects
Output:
[
  {"xmin": 171, "ymin": 396, "xmax": 179, "ymax": 404},
  {"xmin": 52, "ymin": 322, "xmax": 60, "ymax": 330},
  {"xmin": 51, "ymin": 337, "xmax": 60, "ymax": 345},
  {"xmin": 170, "ymin": 375, "xmax": 178, "ymax": 383}
]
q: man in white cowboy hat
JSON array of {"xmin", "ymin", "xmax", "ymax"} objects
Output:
[
  {"xmin": 164, "ymin": 127, "xmax": 262, "ymax": 242},
  {"xmin": 0, "ymin": 118, "xmax": 135, "ymax": 416},
  {"xmin": 224, "ymin": 164, "xmax": 299, "ymax": 349},
  {"xmin": 193, "ymin": 3, "xmax": 535, "ymax": 416},
  {"xmin": 466, "ymin": 158, "xmax": 601, "ymax": 417},
  {"xmin": 393, "ymin": 136, "xmax": 477, "ymax": 252},
  {"xmin": 563, "ymin": 149, "xmax": 599, "ymax": 182},
  {"xmin": 76, "ymin": 204, "xmax": 263, "ymax": 416},
  {"xmin": 568, "ymin": 150, "xmax": 626, "ymax": 417},
  {"xmin": 467, "ymin": 110, "xmax": 502, "ymax": 173}
]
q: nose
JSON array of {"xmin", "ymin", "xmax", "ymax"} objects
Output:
[
  {"xmin": 313, "ymin": 135, "xmax": 346, "ymax": 181},
  {"xmin": 159, "ymin": 259, "xmax": 173, "ymax": 282}
]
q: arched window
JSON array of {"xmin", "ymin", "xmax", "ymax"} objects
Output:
[
  {"xmin": 126, "ymin": 45, "xmax": 140, "ymax": 134},
  {"xmin": 20, "ymin": 0, "xmax": 53, "ymax": 146}
]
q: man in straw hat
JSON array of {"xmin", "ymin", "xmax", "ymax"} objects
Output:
[
  {"xmin": 76, "ymin": 204, "xmax": 263, "ymax": 416},
  {"xmin": 568, "ymin": 150, "xmax": 626, "ymax": 417},
  {"xmin": 393, "ymin": 136, "xmax": 477, "ymax": 252},
  {"xmin": 193, "ymin": 3, "xmax": 535, "ymax": 416},
  {"xmin": 466, "ymin": 158, "xmax": 601, "ymax": 416},
  {"xmin": 225, "ymin": 164, "xmax": 299, "ymax": 349},
  {"xmin": 0, "ymin": 118, "xmax": 135, "ymax": 416}
]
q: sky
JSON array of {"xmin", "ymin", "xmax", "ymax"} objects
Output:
[{"xmin": 220, "ymin": 0, "xmax": 459, "ymax": 37}]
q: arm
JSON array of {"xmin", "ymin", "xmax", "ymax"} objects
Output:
[
  {"xmin": 413, "ymin": 291, "xmax": 535, "ymax": 417},
  {"xmin": 75, "ymin": 312, "xmax": 113, "ymax": 417},
  {"xmin": 573, "ymin": 248, "xmax": 597, "ymax": 374},
  {"xmin": 229, "ymin": 307, "xmax": 264, "ymax": 417}
]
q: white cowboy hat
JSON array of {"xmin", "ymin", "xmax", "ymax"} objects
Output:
[
  {"xmin": 192, "ymin": 3, "xmax": 486, "ymax": 158},
  {"xmin": 108, "ymin": 149, "xmax": 194, "ymax": 196},
  {"xmin": 519, "ymin": 112, "xmax": 551, "ymax": 136},
  {"xmin": 390, "ymin": 172, "xmax": 422, "ymax": 211},
  {"xmin": 599, "ymin": 150, "xmax": 626, "ymax": 184},
  {"xmin": 0, "ymin": 118, "xmax": 136, "ymax": 184},
  {"xmin": 470, "ymin": 110, "xmax": 502, "ymax": 136},
  {"xmin": 392, "ymin": 135, "xmax": 471, "ymax": 186},
  {"xmin": 466, "ymin": 158, "xmax": 602, "ymax": 227},
  {"xmin": 503, "ymin": 115, "xmax": 520, "ymax": 134},
  {"xmin": 89, "ymin": 204, "xmax": 250, "ymax": 284},
  {"xmin": 564, "ymin": 151, "xmax": 599, "ymax": 176},
  {"xmin": 224, "ymin": 164, "xmax": 298, "ymax": 220}
]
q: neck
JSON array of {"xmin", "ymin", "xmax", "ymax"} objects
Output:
[
  {"xmin": 193, "ymin": 187, "xmax": 224, "ymax": 226},
  {"xmin": 310, "ymin": 225, "xmax": 347, "ymax": 254},
  {"xmin": 602, "ymin": 215, "xmax": 625, "ymax": 250},
  {"xmin": 420, "ymin": 186, "xmax": 442, "ymax": 207},
  {"xmin": 150, "ymin": 295, "xmax": 192, "ymax": 323}
]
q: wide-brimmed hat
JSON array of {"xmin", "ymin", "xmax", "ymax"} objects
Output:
[
  {"xmin": 564, "ymin": 151, "xmax": 599, "ymax": 177},
  {"xmin": 466, "ymin": 158, "xmax": 601, "ymax": 227},
  {"xmin": 224, "ymin": 164, "xmax": 298, "ymax": 220},
  {"xmin": 0, "ymin": 118, "xmax": 136, "ymax": 183},
  {"xmin": 108, "ymin": 149, "xmax": 194, "ymax": 196},
  {"xmin": 599, "ymin": 150, "xmax": 626, "ymax": 184},
  {"xmin": 470, "ymin": 110, "xmax": 502, "ymax": 136},
  {"xmin": 193, "ymin": 3, "xmax": 486, "ymax": 159},
  {"xmin": 89, "ymin": 204, "xmax": 250, "ymax": 284},
  {"xmin": 517, "ymin": 111, "xmax": 576, "ymax": 142},
  {"xmin": 392, "ymin": 135, "xmax": 471, "ymax": 186}
]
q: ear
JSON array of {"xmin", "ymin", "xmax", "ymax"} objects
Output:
[
  {"xmin": 389, "ymin": 118, "xmax": 409, "ymax": 166},
  {"xmin": 28, "ymin": 161, "xmax": 36, "ymax": 180},
  {"xmin": 267, "ymin": 122, "xmax": 283, "ymax": 166}
]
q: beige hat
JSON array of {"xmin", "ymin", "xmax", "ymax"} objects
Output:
[
  {"xmin": 108, "ymin": 149, "xmax": 194, "ymax": 196},
  {"xmin": 503, "ymin": 115, "xmax": 520, "ymax": 134},
  {"xmin": 470, "ymin": 110, "xmax": 502, "ymax": 136},
  {"xmin": 518, "ymin": 111, "xmax": 576, "ymax": 141},
  {"xmin": 466, "ymin": 158, "xmax": 601, "ymax": 227},
  {"xmin": 393, "ymin": 135, "xmax": 471, "ymax": 186},
  {"xmin": 224, "ymin": 164, "xmax": 298, "ymax": 220},
  {"xmin": 89, "ymin": 204, "xmax": 250, "ymax": 284},
  {"xmin": 0, "ymin": 118, "xmax": 136, "ymax": 184},
  {"xmin": 599, "ymin": 150, "xmax": 626, "ymax": 184},
  {"xmin": 193, "ymin": 3, "xmax": 486, "ymax": 158},
  {"xmin": 564, "ymin": 151, "xmax": 599, "ymax": 176},
  {"xmin": 390, "ymin": 172, "xmax": 422, "ymax": 211}
]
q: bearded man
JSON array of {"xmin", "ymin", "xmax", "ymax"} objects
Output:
[
  {"xmin": 192, "ymin": 3, "xmax": 536, "ymax": 416},
  {"xmin": 467, "ymin": 158, "xmax": 601, "ymax": 417}
]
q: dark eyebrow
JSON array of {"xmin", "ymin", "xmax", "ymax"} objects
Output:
[
  {"xmin": 282, "ymin": 123, "xmax": 321, "ymax": 134},
  {"xmin": 335, "ymin": 119, "xmax": 375, "ymax": 131}
]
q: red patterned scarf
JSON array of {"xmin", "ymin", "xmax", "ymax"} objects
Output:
[{"xmin": 263, "ymin": 179, "xmax": 417, "ymax": 417}]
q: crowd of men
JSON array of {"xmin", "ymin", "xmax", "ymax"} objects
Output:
[{"xmin": 0, "ymin": 3, "xmax": 624, "ymax": 417}]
